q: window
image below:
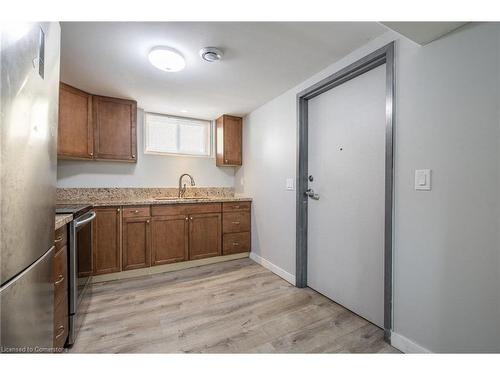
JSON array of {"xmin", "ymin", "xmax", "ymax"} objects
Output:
[{"xmin": 144, "ymin": 112, "xmax": 212, "ymax": 157}]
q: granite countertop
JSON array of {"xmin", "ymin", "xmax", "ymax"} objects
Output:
[
  {"xmin": 58, "ymin": 195, "xmax": 253, "ymax": 207},
  {"xmin": 56, "ymin": 187, "xmax": 252, "ymax": 208},
  {"xmin": 55, "ymin": 214, "xmax": 73, "ymax": 230}
]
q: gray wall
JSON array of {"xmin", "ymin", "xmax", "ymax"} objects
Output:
[
  {"xmin": 57, "ymin": 109, "xmax": 235, "ymax": 187},
  {"xmin": 236, "ymin": 23, "xmax": 500, "ymax": 352}
]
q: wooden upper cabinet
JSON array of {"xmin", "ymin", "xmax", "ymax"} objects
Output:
[
  {"xmin": 58, "ymin": 83, "xmax": 93, "ymax": 159},
  {"xmin": 93, "ymin": 207, "xmax": 121, "ymax": 275},
  {"xmin": 122, "ymin": 216, "xmax": 151, "ymax": 271},
  {"xmin": 58, "ymin": 82, "xmax": 137, "ymax": 162},
  {"xmin": 93, "ymin": 95, "xmax": 137, "ymax": 162},
  {"xmin": 216, "ymin": 115, "xmax": 242, "ymax": 166},
  {"xmin": 188, "ymin": 212, "xmax": 222, "ymax": 260},
  {"xmin": 151, "ymin": 215, "xmax": 189, "ymax": 266}
]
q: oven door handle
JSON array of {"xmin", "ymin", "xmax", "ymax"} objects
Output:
[{"xmin": 75, "ymin": 211, "xmax": 96, "ymax": 228}]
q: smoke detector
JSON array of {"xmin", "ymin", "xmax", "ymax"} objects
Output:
[{"xmin": 199, "ymin": 47, "xmax": 223, "ymax": 62}]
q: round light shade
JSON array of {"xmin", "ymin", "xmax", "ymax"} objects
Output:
[{"xmin": 148, "ymin": 47, "xmax": 185, "ymax": 72}]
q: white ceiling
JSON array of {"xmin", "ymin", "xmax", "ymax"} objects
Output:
[
  {"xmin": 60, "ymin": 22, "xmax": 386, "ymax": 120},
  {"xmin": 382, "ymin": 22, "xmax": 467, "ymax": 45}
]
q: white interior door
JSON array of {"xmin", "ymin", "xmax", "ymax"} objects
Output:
[{"xmin": 307, "ymin": 64, "xmax": 386, "ymax": 327}]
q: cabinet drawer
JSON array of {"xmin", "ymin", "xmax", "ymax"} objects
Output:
[
  {"xmin": 54, "ymin": 225, "xmax": 68, "ymax": 251},
  {"xmin": 152, "ymin": 203, "xmax": 221, "ymax": 216},
  {"xmin": 223, "ymin": 232, "xmax": 250, "ymax": 255},
  {"xmin": 223, "ymin": 211, "xmax": 250, "ymax": 233},
  {"xmin": 53, "ymin": 296, "xmax": 68, "ymax": 349},
  {"xmin": 54, "ymin": 245, "xmax": 68, "ymax": 308},
  {"xmin": 122, "ymin": 205, "xmax": 151, "ymax": 218},
  {"xmin": 222, "ymin": 201, "xmax": 251, "ymax": 212}
]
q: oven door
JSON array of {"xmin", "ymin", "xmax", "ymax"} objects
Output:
[
  {"xmin": 68, "ymin": 210, "xmax": 95, "ymax": 345},
  {"xmin": 76, "ymin": 212, "xmax": 94, "ymax": 303}
]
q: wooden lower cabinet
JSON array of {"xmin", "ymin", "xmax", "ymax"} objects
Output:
[
  {"xmin": 91, "ymin": 202, "xmax": 250, "ymax": 276},
  {"xmin": 189, "ymin": 213, "xmax": 222, "ymax": 260},
  {"xmin": 222, "ymin": 202, "xmax": 251, "ymax": 255},
  {"xmin": 223, "ymin": 232, "xmax": 251, "ymax": 255},
  {"xmin": 53, "ymin": 298, "xmax": 68, "ymax": 350},
  {"xmin": 93, "ymin": 207, "xmax": 121, "ymax": 275},
  {"xmin": 151, "ymin": 215, "xmax": 189, "ymax": 265},
  {"xmin": 122, "ymin": 216, "xmax": 151, "ymax": 271},
  {"xmin": 53, "ymin": 226, "xmax": 69, "ymax": 350}
]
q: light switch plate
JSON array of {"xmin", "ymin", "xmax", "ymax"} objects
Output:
[
  {"xmin": 415, "ymin": 169, "xmax": 431, "ymax": 191},
  {"xmin": 286, "ymin": 178, "xmax": 295, "ymax": 191}
]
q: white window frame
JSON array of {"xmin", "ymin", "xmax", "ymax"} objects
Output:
[{"xmin": 144, "ymin": 112, "xmax": 214, "ymax": 158}]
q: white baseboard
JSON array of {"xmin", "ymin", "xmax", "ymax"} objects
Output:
[
  {"xmin": 391, "ymin": 331, "xmax": 431, "ymax": 353},
  {"xmin": 249, "ymin": 252, "xmax": 295, "ymax": 285}
]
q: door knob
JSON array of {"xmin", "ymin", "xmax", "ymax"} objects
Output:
[{"xmin": 304, "ymin": 188, "xmax": 320, "ymax": 200}]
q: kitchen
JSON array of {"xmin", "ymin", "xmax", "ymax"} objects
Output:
[{"xmin": 1, "ymin": 3, "xmax": 500, "ymax": 371}]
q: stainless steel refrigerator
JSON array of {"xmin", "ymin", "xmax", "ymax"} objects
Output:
[{"xmin": 0, "ymin": 22, "xmax": 60, "ymax": 352}]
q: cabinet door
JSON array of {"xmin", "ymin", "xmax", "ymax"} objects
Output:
[
  {"xmin": 151, "ymin": 215, "xmax": 188, "ymax": 266},
  {"xmin": 53, "ymin": 295, "xmax": 68, "ymax": 349},
  {"xmin": 122, "ymin": 217, "xmax": 151, "ymax": 271},
  {"xmin": 93, "ymin": 207, "xmax": 121, "ymax": 275},
  {"xmin": 53, "ymin": 245, "xmax": 68, "ymax": 309},
  {"xmin": 53, "ymin": 244, "xmax": 68, "ymax": 349},
  {"xmin": 58, "ymin": 83, "xmax": 93, "ymax": 159},
  {"xmin": 189, "ymin": 213, "xmax": 221, "ymax": 260},
  {"xmin": 93, "ymin": 95, "xmax": 137, "ymax": 162},
  {"xmin": 223, "ymin": 115, "xmax": 242, "ymax": 165}
]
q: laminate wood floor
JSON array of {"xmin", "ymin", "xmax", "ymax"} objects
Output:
[{"xmin": 70, "ymin": 258, "xmax": 400, "ymax": 353}]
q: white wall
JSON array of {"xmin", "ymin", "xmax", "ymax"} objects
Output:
[
  {"xmin": 57, "ymin": 109, "xmax": 235, "ymax": 187},
  {"xmin": 236, "ymin": 23, "xmax": 500, "ymax": 352}
]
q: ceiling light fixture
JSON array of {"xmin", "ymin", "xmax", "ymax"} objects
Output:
[
  {"xmin": 148, "ymin": 47, "xmax": 186, "ymax": 72},
  {"xmin": 199, "ymin": 47, "xmax": 223, "ymax": 62}
]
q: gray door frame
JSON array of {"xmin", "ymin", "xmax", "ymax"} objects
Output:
[{"xmin": 295, "ymin": 42, "xmax": 395, "ymax": 341}]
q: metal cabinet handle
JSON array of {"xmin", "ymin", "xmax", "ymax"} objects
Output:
[
  {"xmin": 55, "ymin": 325, "xmax": 65, "ymax": 338},
  {"xmin": 55, "ymin": 274, "xmax": 64, "ymax": 285},
  {"xmin": 146, "ymin": 220, "xmax": 150, "ymax": 224},
  {"xmin": 231, "ymin": 221, "xmax": 240, "ymax": 225},
  {"xmin": 185, "ymin": 217, "xmax": 188, "ymax": 221},
  {"xmin": 232, "ymin": 242, "xmax": 239, "ymax": 246},
  {"xmin": 133, "ymin": 210, "xmax": 139, "ymax": 213},
  {"xmin": 190, "ymin": 217, "xmax": 193, "ymax": 221},
  {"xmin": 132, "ymin": 154, "xmax": 136, "ymax": 158},
  {"xmin": 90, "ymin": 152, "xmax": 94, "ymax": 156},
  {"xmin": 233, "ymin": 205, "xmax": 240, "ymax": 209},
  {"xmin": 54, "ymin": 236, "xmax": 63, "ymax": 243},
  {"xmin": 117, "ymin": 208, "xmax": 121, "ymax": 212}
]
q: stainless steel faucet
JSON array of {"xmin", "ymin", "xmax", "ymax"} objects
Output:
[{"xmin": 178, "ymin": 173, "xmax": 196, "ymax": 198}]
